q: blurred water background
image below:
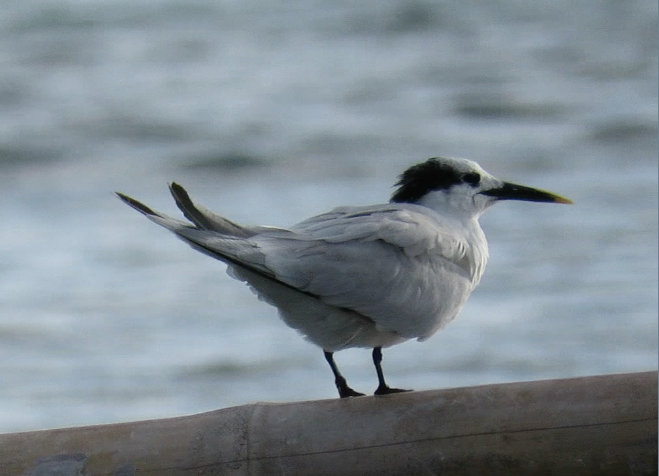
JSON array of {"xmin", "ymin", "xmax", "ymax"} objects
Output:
[{"xmin": 0, "ymin": 0, "xmax": 656, "ymax": 432}]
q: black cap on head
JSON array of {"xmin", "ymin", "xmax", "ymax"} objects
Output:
[{"xmin": 391, "ymin": 158, "xmax": 470, "ymax": 203}]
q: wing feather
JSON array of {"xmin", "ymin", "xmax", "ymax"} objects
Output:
[
  {"xmin": 118, "ymin": 189, "xmax": 481, "ymax": 342},
  {"xmin": 254, "ymin": 204, "xmax": 478, "ymax": 338}
]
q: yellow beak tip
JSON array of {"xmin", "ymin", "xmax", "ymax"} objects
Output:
[{"xmin": 554, "ymin": 196, "xmax": 574, "ymax": 205}]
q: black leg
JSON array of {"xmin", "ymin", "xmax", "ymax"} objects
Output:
[
  {"xmin": 324, "ymin": 351, "xmax": 365, "ymax": 398},
  {"xmin": 372, "ymin": 347, "xmax": 411, "ymax": 396}
]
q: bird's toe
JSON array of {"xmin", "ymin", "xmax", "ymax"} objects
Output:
[
  {"xmin": 374, "ymin": 385, "xmax": 412, "ymax": 396},
  {"xmin": 339, "ymin": 387, "xmax": 366, "ymax": 398}
]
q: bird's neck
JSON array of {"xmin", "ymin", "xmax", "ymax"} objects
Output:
[
  {"xmin": 413, "ymin": 190, "xmax": 486, "ymax": 221},
  {"xmin": 463, "ymin": 219, "xmax": 489, "ymax": 286},
  {"xmin": 410, "ymin": 197, "xmax": 489, "ymax": 286}
]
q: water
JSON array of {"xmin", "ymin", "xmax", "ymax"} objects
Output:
[{"xmin": 0, "ymin": 0, "xmax": 656, "ymax": 432}]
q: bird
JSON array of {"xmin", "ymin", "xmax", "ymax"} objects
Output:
[{"xmin": 117, "ymin": 157, "xmax": 572, "ymax": 398}]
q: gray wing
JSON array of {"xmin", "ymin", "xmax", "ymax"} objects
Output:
[
  {"xmin": 116, "ymin": 188, "xmax": 280, "ymax": 280},
  {"xmin": 117, "ymin": 188, "xmax": 476, "ymax": 340},
  {"xmin": 255, "ymin": 204, "xmax": 476, "ymax": 339},
  {"xmin": 168, "ymin": 183, "xmax": 253, "ymax": 237}
]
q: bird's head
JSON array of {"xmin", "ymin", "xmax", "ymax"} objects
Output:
[{"xmin": 391, "ymin": 157, "xmax": 572, "ymax": 218}]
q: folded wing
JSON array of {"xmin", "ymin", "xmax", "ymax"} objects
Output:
[
  {"xmin": 117, "ymin": 187, "xmax": 477, "ymax": 340},
  {"xmin": 255, "ymin": 205, "xmax": 476, "ymax": 338}
]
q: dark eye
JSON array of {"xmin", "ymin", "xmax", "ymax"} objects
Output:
[{"xmin": 463, "ymin": 172, "xmax": 481, "ymax": 186}]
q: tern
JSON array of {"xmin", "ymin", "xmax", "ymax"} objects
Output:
[{"xmin": 117, "ymin": 157, "xmax": 571, "ymax": 398}]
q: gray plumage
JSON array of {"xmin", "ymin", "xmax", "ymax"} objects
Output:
[{"xmin": 117, "ymin": 157, "xmax": 571, "ymax": 397}]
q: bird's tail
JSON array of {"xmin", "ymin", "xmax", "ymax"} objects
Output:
[{"xmin": 116, "ymin": 185, "xmax": 272, "ymax": 275}]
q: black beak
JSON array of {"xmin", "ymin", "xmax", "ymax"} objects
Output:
[{"xmin": 481, "ymin": 182, "xmax": 573, "ymax": 204}]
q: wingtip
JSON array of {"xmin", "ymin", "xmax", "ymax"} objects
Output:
[
  {"xmin": 168, "ymin": 181, "xmax": 197, "ymax": 216},
  {"xmin": 115, "ymin": 191, "xmax": 158, "ymax": 216},
  {"xmin": 168, "ymin": 182, "xmax": 189, "ymax": 200},
  {"xmin": 115, "ymin": 191, "xmax": 131, "ymax": 202}
]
